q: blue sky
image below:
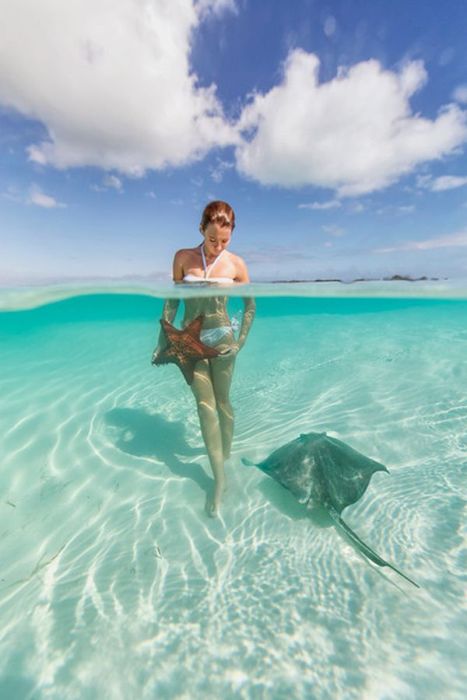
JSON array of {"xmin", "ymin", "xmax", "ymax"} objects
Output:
[{"xmin": 1, "ymin": 0, "xmax": 467, "ymax": 283}]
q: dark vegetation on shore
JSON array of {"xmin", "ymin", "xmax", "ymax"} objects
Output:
[{"xmin": 271, "ymin": 275, "xmax": 444, "ymax": 284}]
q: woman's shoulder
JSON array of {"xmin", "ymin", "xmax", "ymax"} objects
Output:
[
  {"xmin": 229, "ymin": 250, "xmax": 248, "ymax": 267},
  {"xmin": 173, "ymin": 246, "xmax": 199, "ymax": 261},
  {"xmin": 227, "ymin": 251, "xmax": 249, "ymax": 282},
  {"xmin": 225, "ymin": 249, "xmax": 245, "ymax": 264},
  {"xmin": 172, "ymin": 247, "xmax": 200, "ymax": 281}
]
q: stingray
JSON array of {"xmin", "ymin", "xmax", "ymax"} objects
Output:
[
  {"xmin": 243, "ymin": 431, "xmax": 419, "ymax": 588},
  {"xmin": 152, "ymin": 315, "xmax": 222, "ymax": 385}
]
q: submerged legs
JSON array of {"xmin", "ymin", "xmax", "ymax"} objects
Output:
[
  {"xmin": 191, "ymin": 354, "xmax": 236, "ymax": 516},
  {"xmin": 210, "ymin": 354, "xmax": 236, "ymax": 460},
  {"xmin": 191, "ymin": 360, "xmax": 225, "ymax": 516}
]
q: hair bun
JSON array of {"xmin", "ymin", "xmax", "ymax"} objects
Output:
[{"xmin": 200, "ymin": 200, "xmax": 235, "ymax": 232}]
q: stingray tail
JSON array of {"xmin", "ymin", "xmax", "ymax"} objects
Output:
[{"xmin": 328, "ymin": 508, "xmax": 420, "ymax": 589}]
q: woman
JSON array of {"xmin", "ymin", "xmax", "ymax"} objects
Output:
[{"xmin": 154, "ymin": 201, "xmax": 255, "ymax": 516}]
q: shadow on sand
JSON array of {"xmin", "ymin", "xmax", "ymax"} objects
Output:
[
  {"xmin": 105, "ymin": 407, "xmax": 212, "ymax": 495},
  {"xmin": 257, "ymin": 477, "xmax": 334, "ymax": 528}
]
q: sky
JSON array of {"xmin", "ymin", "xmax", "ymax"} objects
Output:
[{"xmin": 1, "ymin": 0, "xmax": 467, "ymax": 283}]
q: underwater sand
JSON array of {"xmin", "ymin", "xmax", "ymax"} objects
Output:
[{"xmin": 0, "ymin": 284, "xmax": 466, "ymax": 699}]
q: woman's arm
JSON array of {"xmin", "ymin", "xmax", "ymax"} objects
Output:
[
  {"xmin": 161, "ymin": 250, "xmax": 184, "ymax": 325},
  {"xmin": 160, "ymin": 250, "xmax": 185, "ymax": 326},
  {"xmin": 173, "ymin": 250, "xmax": 185, "ymax": 282},
  {"xmin": 237, "ymin": 296, "xmax": 256, "ymax": 350},
  {"xmin": 233, "ymin": 256, "xmax": 255, "ymax": 349},
  {"xmin": 234, "ymin": 257, "xmax": 250, "ymax": 283},
  {"xmin": 161, "ymin": 297, "xmax": 180, "ymax": 323},
  {"xmin": 153, "ymin": 252, "xmax": 183, "ymax": 358}
]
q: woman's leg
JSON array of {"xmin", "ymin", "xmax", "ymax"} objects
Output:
[
  {"xmin": 210, "ymin": 354, "xmax": 236, "ymax": 460},
  {"xmin": 191, "ymin": 359, "xmax": 225, "ymax": 515}
]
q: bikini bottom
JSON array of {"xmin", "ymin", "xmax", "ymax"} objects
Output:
[{"xmin": 200, "ymin": 326, "xmax": 232, "ymax": 347}]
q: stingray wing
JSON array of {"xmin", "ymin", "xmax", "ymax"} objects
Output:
[
  {"xmin": 251, "ymin": 432, "xmax": 388, "ymax": 512},
  {"xmin": 308, "ymin": 433, "xmax": 388, "ymax": 514},
  {"xmin": 256, "ymin": 438, "xmax": 315, "ymax": 504}
]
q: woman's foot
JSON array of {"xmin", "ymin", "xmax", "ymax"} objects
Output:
[{"xmin": 204, "ymin": 479, "xmax": 226, "ymax": 518}]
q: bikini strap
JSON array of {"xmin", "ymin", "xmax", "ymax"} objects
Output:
[
  {"xmin": 200, "ymin": 243, "xmax": 207, "ymax": 278},
  {"xmin": 200, "ymin": 244, "xmax": 225, "ymax": 280}
]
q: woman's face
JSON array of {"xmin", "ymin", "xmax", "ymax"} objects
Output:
[{"xmin": 202, "ymin": 220, "xmax": 232, "ymax": 257}]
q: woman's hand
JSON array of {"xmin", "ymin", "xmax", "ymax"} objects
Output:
[
  {"xmin": 151, "ymin": 335, "xmax": 167, "ymax": 364},
  {"xmin": 151, "ymin": 346, "xmax": 162, "ymax": 364},
  {"xmin": 220, "ymin": 341, "xmax": 241, "ymax": 357}
]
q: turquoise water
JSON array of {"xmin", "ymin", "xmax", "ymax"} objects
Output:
[{"xmin": 0, "ymin": 286, "xmax": 466, "ymax": 699}]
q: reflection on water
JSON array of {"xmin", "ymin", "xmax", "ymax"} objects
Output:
[{"xmin": 0, "ymin": 292, "xmax": 466, "ymax": 699}]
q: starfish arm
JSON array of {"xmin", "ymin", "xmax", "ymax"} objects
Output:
[
  {"xmin": 185, "ymin": 315, "xmax": 204, "ymax": 338},
  {"xmin": 160, "ymin": 319, "xmax": 183, "ymax": 342},
  {"xmin": 196, "ymin": 344, "xmax": 221, "ymax": 359},
  {"xmin": 152, "ymin": 315, "xmax": 221, "ymax": 383},
  {"xmin": 152, "ymin": 351, "xmax": 171, "ymax": 365},
  {"xmin": 179, "ymin": 359, "xmax": 197, "ymax": 385}
]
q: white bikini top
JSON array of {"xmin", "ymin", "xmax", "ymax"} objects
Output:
[{"xmin": 183, "ymin": 244, "xmax": 234, "ymax": 284}]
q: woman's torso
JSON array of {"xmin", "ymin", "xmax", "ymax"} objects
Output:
[
  {"xmin": 180, "ymin": 245, "xmax": 235, "ymax": 331},
  {"xmin": 182, "ymin": 246, "xmax": 236, "ymax": 283},
  {"xmin": 182, "ymin": 294, "xmax": 230, "ymax": 329}
]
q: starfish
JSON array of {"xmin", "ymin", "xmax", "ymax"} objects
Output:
[{"xmin": 152, "ymin": 315, "xmax": 221, "ymax": 385}]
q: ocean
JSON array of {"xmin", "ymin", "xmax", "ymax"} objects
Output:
[{"xmin": 0, "ymin": 281, "xmax": 466, "ymax": 699}]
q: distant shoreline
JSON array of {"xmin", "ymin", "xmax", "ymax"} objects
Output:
[
  {"xmin": 269, "ymin": 275, "xmax": 446, "ymax": 284},
  {"xmin": 0, "ymin": 274, "xmax": 449, "ymax": 288}
]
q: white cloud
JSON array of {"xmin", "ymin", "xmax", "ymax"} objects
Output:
[
  {"xmin": 416, "ymin": 174, "xmax": 467, "ymax": 191},
  {"xmin": 196, "ymin": 0, "xmax": 237, "ymax": 17},
  {"xmin": 375, "ymin": 229, "xmax": 467, "ymax": 253},
  {"xmin": 28, "ymin": 185, "xmax": 66, "ymax": 208},
  {"xmin": 236, "ymin": 50, "xmax": 467, "ymax": 196},
  {"xmin": 92, "ymin": 174, "xmax": 124, "ymax": 192},
  {"xmin": 237, "ymin": 245, "xmax": 317, "ymax": 264},
  {"xmin": 103, "ymin": 174, "xmax": 123, "ymax": 191},
  {"xmin": 0, "ymin": 1, "xmax": 238, "ymax": 174},
  {"xmin": 322, "ymin": 224, "xmax": 345, "ymax": 237},
  {"xmin": 430, "ymin": 175, "xmax": 467, "ymax": 191},
  {"xmin": 323, "ymin": 16, "xmax": 337, "ymax": 38},
  {"xmin": 348, "ymin": 201, "xmax": 365, "ymax": 213},
  {"xmin": 299, "ymin": 199, "xmax": 341, "ymax": 210},
  {"xmin": 3, "ymin": 183, "xmax": 65, "ymax": 207},
  {"xmin": 415, "ymin": 174, "xmax": 432, "ymax": 189},
  {"xmin": 1, "ymin": 186, "xmax": 22, "ymax": 203},
  {"xmin": 453, "ymin": 84, "xmax": 467, "ymax": 104},
  {"xmin": 210, "ymin": 158, "xmax": 234, "ymax": 182}
]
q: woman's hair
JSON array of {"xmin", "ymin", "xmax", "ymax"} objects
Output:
[{"xmin": 200, "ymin": 201, "xmax": 235, "ymax": 232}]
